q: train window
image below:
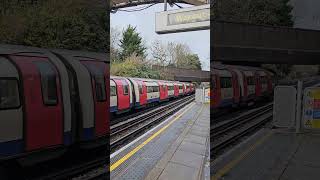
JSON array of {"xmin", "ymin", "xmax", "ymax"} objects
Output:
[
  {"xmin": 139, "ymin": 84, "xmax": 143, "ymax": 94},
  {"xmin": 147, "ymin": 86, "xmax": 153, "ymax": 93},
  {"xmin": 247, "ymin": 77, "xmax": 255, "ymax": 85},
  {"xmin": 179, "ymin": 85, "xmax": 183, "ymax": 89},
  {"xmin": 0, "ymin": 79, "xmax": 20, "ymax": 109},
  {"xmin": 110, "ymin": 86, "xmax": 117, "ymax": 96},
  {"xmin": 81, "ymin": 62, "xmax": 107, "ymax": 102},
  {"xmin": 34, "ymin": 61, "xmax": 58, "ymax": 106},
  {"xmin": 153, "ymin": 86, "xmax": 159, "ymax": 92},
  {"xmin": 261, "ymin": 76, "xmax": 268, "ymax": 84},
  {"xmin": 94, "ymin": 76, "xmax": 106, "ymax": 102},
  {"xmin": 220, "ymin": 77, "xmax": 232, "ymax": 88},
  {"xmin": 123, "ymin": 85, "xmax": 129, "ymax": 95}
]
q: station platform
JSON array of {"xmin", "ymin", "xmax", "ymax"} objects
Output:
[
  {"xmin": 110, "ymin": 102, "xmax": 210, "ymax": 180},
  {"xmin": 212, "ymin": 127, "xmax": 320, "ymax": 180}
]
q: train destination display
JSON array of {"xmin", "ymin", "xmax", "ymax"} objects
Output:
[{"xmin": 155, "ymin": 4, "xmax": 210, "ymax": 34}]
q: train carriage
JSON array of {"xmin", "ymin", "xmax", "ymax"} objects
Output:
[
  {"xmin": 0, "ymin": 44, "xmax": 109, "ymax": 162},
  {"xmin": 212, "ymin": 66, "xmax": 239, "ymax": 108},
  {"xmin": 110, "ymin": 76, "xmax": 133, "ymax": 113},
  {"xmin": 212, "ymin": 64, "xmax": 275, "ymax": 109},
  {"xmin": 51, "ymin": 49, "xmax": 109, "ymax": 146}
]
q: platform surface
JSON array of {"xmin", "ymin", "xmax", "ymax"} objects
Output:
[
  {"xmin": 212, "ymin": 128, "xmax": 320, "ymax": 180},
  {"xmin": 110, "ymin": 102, "xmax": 210, "ymax": 180}
]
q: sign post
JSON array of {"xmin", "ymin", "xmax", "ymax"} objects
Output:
[
  {"xmin": 302, "ymin": 87, "xmax": 320, "ymax": 131},
  {"xmin": 155, "ymin": 4, "xmax": 210, "ymax": 34}
]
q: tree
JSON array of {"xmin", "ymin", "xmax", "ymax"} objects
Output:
[
  {"xmin": 173, "ymin": 43, "xmax": 202, "ymax": 70},
  {"xmin": 111, "ymin": 54, "xmax": 160, "ymax": 79},
  {"xmin": 0, "ymin": 0, "xmax": 108, "ymax": 52},
  {"xmin": 150, "ymin": 40, "xmax": 168, "ymax": 66},
  {"xmin": 119, "ymin": 25, "xmax": 146, "ymax": 61},
  {"xmin": 215, "ymin": 0, "xmax": 293, "ymax": 26},
  {"xmin": 111, "ymin": 27, "xmax": 121, "ymax": 62}
]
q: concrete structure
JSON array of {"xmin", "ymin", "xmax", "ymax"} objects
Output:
[
  {"xmin": 290, "ymin": 0, "xmax": 320, "ymax": 30},
  {"xmin": 212, "ymin": 21, "xmax": 320, "ymax": 65},
  {"xmin": 152, "ymin": 65, "xmax": 210, "ymax": 82}
]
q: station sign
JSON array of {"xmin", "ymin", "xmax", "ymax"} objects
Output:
[
  {"xmin": 303, "ymin": 87, "xmax": 320, "ymax": 129},
  {"xmin": 155, "ymin": 4, "xmax": 210, "ymax": 34}
]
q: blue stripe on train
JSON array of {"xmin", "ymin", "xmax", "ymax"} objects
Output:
[
  {"xmin": 0, "ymin": 139, "xmax": 23, "ymax": 156},
  {"xmin": 83, "ymin": 128, "xmax": 94, "ymax": 141},
  {"xmin": 219, "ymin": 98, "xmax": 233, "ymax": 107},
  {"xmin": 147, "ymin": 98, "xmax": 160, "ymax": 103},
  {"xmin": 110, "ymin": 106, "xmax": 117, "ymax": 112},
  {"xmin": 64, "ymin": 131, "xmax": 72, "ymax": 145}
]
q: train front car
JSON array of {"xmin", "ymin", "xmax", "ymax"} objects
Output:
[
  {"xmin": 51, "ymin": 49, "xmax": 109, "ymax": 149},
  {"xmin": 212, "ymin": 65, "xmax": 240, "ymax": 109},
  {"xmin": 110, "ymin": 76, "xmax": 133, "ymax": 114},
  {"xmin": 0, "ymin": 45, "xmax": 80, "ymax": 163}
]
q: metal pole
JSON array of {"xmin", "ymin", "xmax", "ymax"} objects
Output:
[
  {"xmin": 164, "ymin": 0, "xmax": 167, "ymax": 11},
  {"xmin": 295, "ymin": 80, "xmax": 303, "ymax": 133}
]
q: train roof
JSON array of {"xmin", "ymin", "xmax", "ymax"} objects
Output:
[{"xmin": 0, "ymin": 44, "xmax": 109, "ymax": 63}]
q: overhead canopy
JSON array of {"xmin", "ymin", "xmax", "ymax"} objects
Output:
[
  {"xmin": 212, "ymin": 21, "xmax": 320, "ymax": 65},
  {"xmin": 111, "ymin": 0, "xmax": 208, "ymax": 9}
]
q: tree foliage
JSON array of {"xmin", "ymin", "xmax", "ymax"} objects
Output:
[
  {"xmin": 0, "ymin": 0, "xmax": 108, "ymax": 52},
  {"xmin": 215, "ymin": 0, "xmax": 293, "ymax": 26},
  {"xmin": 111, "ymin": 54, "xmax": 160, "ymax": 79},
  {"xmin": 151, "ymin": 40, "xmax": 202, "ymax": 70},
  {"xmin": 119, "ymin": 25, "xmax": 146, "ymax": 61}
]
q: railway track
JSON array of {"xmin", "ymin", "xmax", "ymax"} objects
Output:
[
  {"xmin": 110, "ymin": 95, "xmax": 195, "ymax": 151},
  {"xmin": 111, "ymin": 96, "xmax": 190, "ymax": 126},
  {"xmin": 39, "ymin": 158, "xmax": 107, "ymax": 180},
  {"xmin": 211, "ymin": 103, "xmax": 273, "ymax": 157}
]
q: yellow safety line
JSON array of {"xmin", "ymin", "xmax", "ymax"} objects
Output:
[
  {"xmin": 110, "ymin": 102, "xmax": 196, "ymax": 172},
  {"xmin": 211, "ymin": 131, "xmax": 274, "ymax": 180}
]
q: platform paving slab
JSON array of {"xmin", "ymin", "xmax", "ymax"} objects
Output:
[
  {"xmin": 212, "ymin": 128, "xmax": 320, "ymax": 180},
  {"xmin": 147, "ymin": 104, "xmax": 210, "ymax": 180},
  {"xmin": 111, "ymin": 103, "xmax": 209, "ymax": 180},
  {"xmin": 158, "ymin": 162, "xmax": 199, "ymax": 180}
]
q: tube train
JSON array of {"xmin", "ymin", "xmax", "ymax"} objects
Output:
[
  {"xmin": 0, "ymin": 45, "xmax": 109, "ymax": 163},
  {"xmin": 110, "ymin": 76, "xmax": 195, "ymax": 114},
  {"xmin": 212, "ymin": 64, "xmax": 275, "ymax": 109}
]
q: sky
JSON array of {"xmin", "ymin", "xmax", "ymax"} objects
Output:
[{"xmin": 110, "ymin": 3, "xmax": 210, "ymax": 71}]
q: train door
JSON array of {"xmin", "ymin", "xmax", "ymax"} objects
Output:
[
  {"xmin": 159, "ymin": 82, "xmax": 166, "ymax": 101},
  {"xmin": 138, "ymin": 81, "xmax": 147, "ymax": 106},
  {"xmin": 255, "ymin": 73, "xmax": 261, "ymax": 97},
  {"xmin": 110, "ymin": 80, "xmax": 117, "ymax": 112},
  {"xmin": 220, "ymin": 76, "xmax": 234, "ymax": 106},
  {"xmin": 114, "ymin": 79, "xmax": 130, "ymax": 111},
  {"xmin": 174, "ymin": 83, "xmax": 179, "ymax": 97},
  {"xmin": 230, "ymin": 71, "xmax": 240, "ymax": 104},
  {"xmin": 80, "ymin": 61, "xmax": 108, "ymax": 137},
  {"xmin": 212, "ymin": 74, "xmax": 221, "ymax": 108},
  {"xmin": 10, "ymin": 55, "xmax": 63, "ymax": 151}
]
